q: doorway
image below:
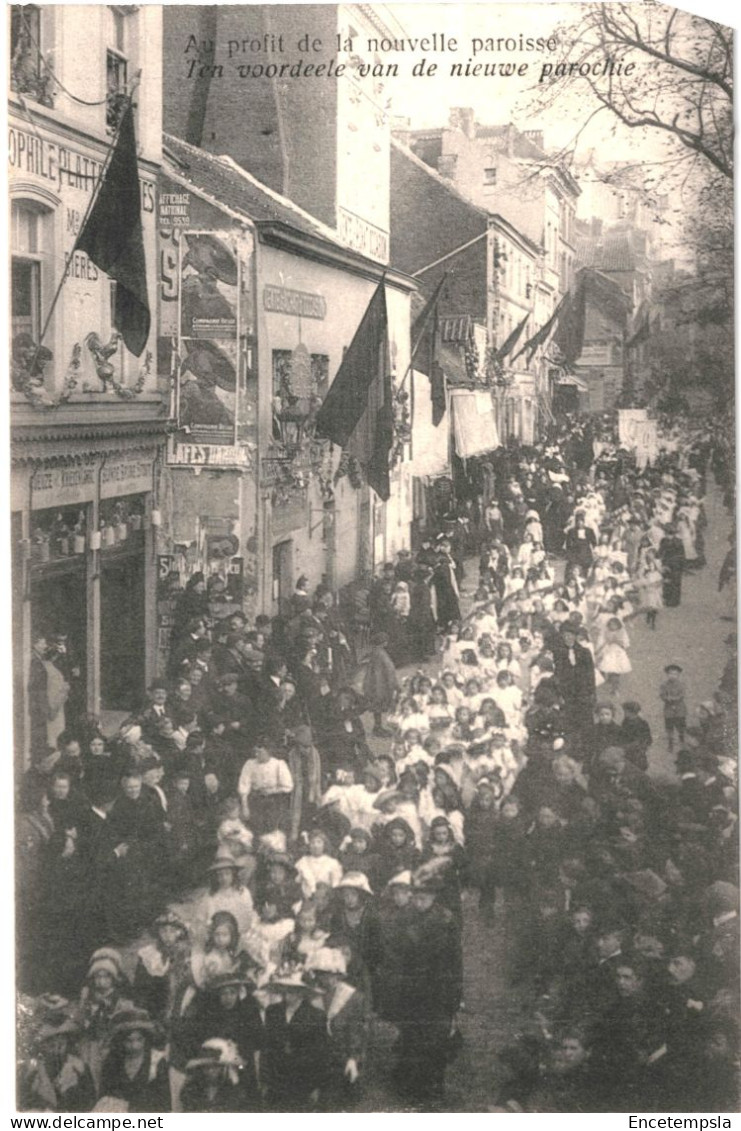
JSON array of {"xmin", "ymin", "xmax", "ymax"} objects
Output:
[
  {"xmin": 272, "ymin": 540, "xmax": 293, "ymax": 616},
  {"xmin": 100, "ymin": 551, "xmax": 145, "ymax": 711}
]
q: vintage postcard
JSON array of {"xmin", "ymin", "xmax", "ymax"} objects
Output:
[{"xmin": 8, "ymin": 0, "xmax": 738, "ymax": 1116}]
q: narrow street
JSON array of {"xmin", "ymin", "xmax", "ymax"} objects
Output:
[{"xmin": 356, "ymin": 477, "xmax": 735, "ymax": 1112}]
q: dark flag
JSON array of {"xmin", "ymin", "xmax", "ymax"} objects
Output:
[
  {"xmin": 411, "ymin": 274, "xmax": 447, "ymax": 426},
  {"xmin": 314, "ymin": 280, "xmax": 393, "ymax": 500},
  {"xmin": 553, "ymin": 271, "xmax": 586, "ymax": 365},
  {"xmin": 513, "ymin": 291, "xmax": 571, "ymax": 365},
  {"xmin": 495, "ymin": 312, "xmax": 529, "ymax": 361},
  {"xmin": 76, "ymin": 104, "xmax": 150, "ymax": 355}
]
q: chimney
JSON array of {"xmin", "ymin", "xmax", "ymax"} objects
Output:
[
  {"xmin": 523, "ymin": 129, "xmax": 544, "ymax": 152},
  {"xmin": 449, "ymin": 107, "xmax": 475, "ymax": 139},
  {"xmin": 391, "ymin": 116, "xmax": 412, "ymax": 147}
]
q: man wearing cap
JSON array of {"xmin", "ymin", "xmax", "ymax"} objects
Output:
[{"xmin": 393, "ymin": 874, "xmax": 463, "ymax": 1105}]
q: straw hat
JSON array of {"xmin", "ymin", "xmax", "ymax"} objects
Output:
[
  {"xmin": 336, "ymin": 871, "xmax": 374, "ymax": 896},
  {"xmin": 185, "ymin": 1038, "xmax": 243, "ymax": 1084},
  {"xmin": 307, "ymin": 948, "xmax": 347, "ymax": 976}
]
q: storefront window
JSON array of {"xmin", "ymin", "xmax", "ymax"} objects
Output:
[
  {"xmin": 99, "ymin": 492, "xmax": 146, "ymax": 550},
  {"xmin": 30, "ymin": 504, "xmax": 89, "ymax": 562}
]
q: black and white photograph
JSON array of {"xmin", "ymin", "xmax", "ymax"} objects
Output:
[{"xmin": 8, "ymin": 0, "xmax": 739, "ymax": 1115}]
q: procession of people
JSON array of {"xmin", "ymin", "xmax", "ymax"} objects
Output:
[{"xmin": 17, "ymin": 411, "xmax": 738, "ymax": 1113}]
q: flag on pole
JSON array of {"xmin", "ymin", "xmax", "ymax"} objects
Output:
[
  {"xmin": 314, "ymin": 280, "xmax": 393, "ymax": 500},
  {"xmin": 76, "ymin": 104, "xmax": 150, "ymax": 356},
  {"xmin": 512, "ymin": 292, "xmax": 571, "ymax": 365},
  {"xmin": 495, "ymin": 312, "xmax": 529, "ymax": 361},
  {"xmin": 411, "ymin": 274, "xmax": 447, "ymax": 426}
]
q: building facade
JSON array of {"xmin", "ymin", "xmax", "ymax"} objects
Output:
[
  {"xmin": 10, "ymin": 4, "xmax": 166, "ymax": 767},
  {"xmin": 157, "ymin": 136, "xmax": 414, "ymax": 658}
]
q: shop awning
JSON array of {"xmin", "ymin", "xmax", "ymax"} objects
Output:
[
  {"xmin": 451, "ymin": 390, "xmax": 500, "ymax": 459},
  {"xmin": 555, "ymin": 373, "xmax": 589, "ymax": 393}
]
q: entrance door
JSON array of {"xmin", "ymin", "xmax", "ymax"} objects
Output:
[
  {"xmin": 272, "ymin": 540, "xmax": 293, "ymax": 616},
  {"xmin": 30, "ymin": 563, "xmax": 88, "ymax": 737},
  {"xmin": 100, "ymin": 553, "xmax": 145, "ymax": 711}
]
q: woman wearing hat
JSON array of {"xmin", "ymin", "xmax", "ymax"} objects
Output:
[
  {"xmin": 262, "ymin": 967, "xmax": 328, "ymax": 1111},
  {"xmin": 191, "ymin": 849, "xmax": 255, "ymax": 946},
  {"xmin": 307, "ymin": 947, "xmax": 368, "ymax": 1108},
  {"xmin": 78, "ymin": 949, "xmax": 134, "ymax": 1092},
  {"xmin": 327, "ymin": 872, "xmax": 380, "ymax": 993},
  {"xmin": 98, "ymin": 1009, "xmax": 171, "ymax": 1112},
  {"xmin": 180, "ymin": 1038, "xmax": 246, "ymax": 1113},
  {"xmin": 20, "ymin": 1014, "xmax": 96, "ymax": 1112},
  {"xmin": 133, "ymin": 911, "xmax": 192, "ymax": 1024}
]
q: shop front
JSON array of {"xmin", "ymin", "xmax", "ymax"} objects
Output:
[{"xmin": 12, "ymin": 440, "xmax": 162, "ymax": 768}]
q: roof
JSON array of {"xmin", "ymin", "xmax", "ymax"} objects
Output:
[
  {"xmin": 575, "ymin": 231, "xmax": 644, "ymax": 273},
  {"xmin": 163, "ymin": 133, "xmax": 342, "ymax": 242},
  {"xmin": 390, "ymin": 136, "xmax": 490, "ymax": 223}
]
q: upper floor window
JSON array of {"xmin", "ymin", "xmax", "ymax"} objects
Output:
[
  {"xmin": 106, "ymin": 7, "xmax": 133, "ymax": 132},
  {"xmin": 483, "ymin": 167, "xmax": 497, "ymax": 185},
  {"xmin": 11, "ymin": 198, "xmax": 55, "ymax": 390},
  {"xmin": 10, "ymin": 5, "xmax": 53, "ymax": 106}
]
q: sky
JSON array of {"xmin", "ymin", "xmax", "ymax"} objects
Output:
[{"xmin": 366, "ymin": 2, "xmax": 721, "ymax": 165}]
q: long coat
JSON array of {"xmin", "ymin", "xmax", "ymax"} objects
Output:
[{"xmin": 263, "ymin": 998, "xmax": 329, "ymax": 1108}]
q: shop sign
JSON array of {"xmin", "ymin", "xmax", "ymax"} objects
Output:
[
  {"xmin": 168, "ymin": 440, "xmax": 252, "ymax": 467},
  {"xmin": 31, "ymin": 465, "xmax": 96, "ymax": 510},
  {"xmin": 100, "ymin": 457, "xmax": 152, "ymax": 499},
  {"xmin": 337, "ymin": 206, "xmax": 389, "ymax": 265},
  {"xmin": 263, "ymin": 285, "xmax": 326, "ymax": 320},
  {"xmin": 8, "ymin": 122, "xmax": 156, "ymax": 209}
]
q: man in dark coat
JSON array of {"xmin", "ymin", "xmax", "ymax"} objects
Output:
[
  {"xmin": 263, "ymin": 976, "xmax": 328, "ymax": 1111},
  {"xmin": 659, "ymin": 525, "xmax": 686, "ymax": 607},
  {"xmin": 552, "ymin": 623, "xmax": 596, "ymax": 757},
  {"xmin": 101, "ymin": 770, "xmax": 168, "ymax": 938},
  {"xmin": 564, "ymin": 511, "xmax": 596, "ymax": 578},
  {"xmin": 394, "ymin": 876, "xmax": 463, "ymax": 1105},
  {"xmin": 431, "ymin": 542, "xmax": 461, "ymax": 632}
]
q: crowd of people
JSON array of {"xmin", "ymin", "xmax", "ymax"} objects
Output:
[{"xmin": 16, "ymin": 412, "xmax": 738, "ymax": 1113}]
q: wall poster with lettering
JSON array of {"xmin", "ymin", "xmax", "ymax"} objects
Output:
[{"xmin": 176, "ymin": 231, "xmax": 241, "ymax": 446}]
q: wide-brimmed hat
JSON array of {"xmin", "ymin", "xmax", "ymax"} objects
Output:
[
  {"xmin": 207, "ymin": 849, "xmax": 239, "ymax": 874},
  {"xmin": 386, "ymin": 870, "xmax": 412, "ymax": 889},
  {"xmin": 307, "ymin": 947, "xmax": 347, "ymax": 975},
  {"xmin": 153, "ymin": 910, "xmax": 188, "ymax": 934},
  {"xmin": 185, "ymin": 1038, "xmax": 243, "ymax": 1082},
  {"xmin": 268, "ymin": 967, "xmax": 314, "ymax": 992},
  {"xmin": 111, "ymin": 1009, "xmax": 155, "ymax": 1035},
  {"xmin": 206, "ymin": 971, "xmax": 253, "ymax": 993},
  {"xmin": 664, "ymin": 663, "xmax": 683, "ymax": 674},
  {"xmin": 336, "ymin": 871, "xmax": 373, "ymax": 896},
  {"xmin": 217, "ymin": 672, "xmax": 240, "ymax": 689}
]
